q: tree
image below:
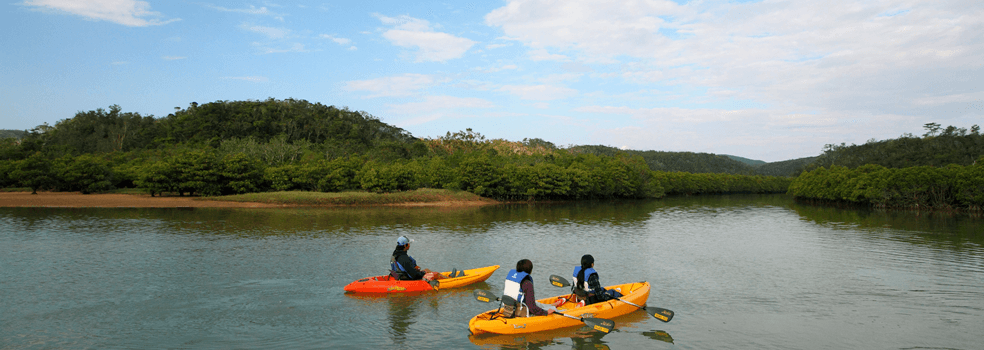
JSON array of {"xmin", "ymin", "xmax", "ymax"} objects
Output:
[
  {"xmin": 923, "ymin": 122, "xmax": 942, "ymax": 137},
  {"xmin": 11, "ymin": 153, "xmax": 53, "ymax": 194}
]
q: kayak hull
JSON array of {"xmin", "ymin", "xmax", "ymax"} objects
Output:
[
  {"xmin": 343, "ymin": 265, "xmax": 499, "ymax": 293},
  {"xmin": 468, "ymin": 281, "xmax": 650, "ymax": 335}
]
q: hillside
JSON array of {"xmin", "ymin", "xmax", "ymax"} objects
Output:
[
  {"xmin": 0, "ymin": 130, "xmax": 25, "ymax": 139},
  {"xmin": 569, "ymin": 145, "xmax": 758, "ymax": 175},
  {"xmin": 806, "ymin": 123, "xmax": 983, "ymax": 170},
  {"xmin": 722, "ymin": 154, "xmax": 766, "ymax": 167}
]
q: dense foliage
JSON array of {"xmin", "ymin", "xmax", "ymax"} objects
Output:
[
  {"xmin": 807, "ymin": 123, "xmax": 983, "ymax": 171},
  {"xmin": 569, "ymin": 145, "xmax": 759, "ymax": 175},
  {"xmin": 0, "ymin": 100, "xmax": 794, "ymax": 200},
  {"xmin": 754, "ymin": 156, "xmax": 816, "ymax": 177},
  {"xmin": 0, "ymin": 130, "xmax": 25, "ymax": 139},
  {"xmin": 789, "ymin": 160, "xmax": 984, "ymax": 211}
]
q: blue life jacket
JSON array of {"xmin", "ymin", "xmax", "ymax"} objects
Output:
[
  {"xmin": 572, "ymin": 266, "xmax": 603, "ymax": 295},
  {"xmin": 390, "ymin": 253, "xmax": 418, "ymax": 279}
]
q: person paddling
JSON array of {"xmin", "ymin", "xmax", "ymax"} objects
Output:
[
  {"xmin": 389, "ymin": 236, "xmax": 444, "ymax": 281},
  {"xmin": 570, "ymin": 254, "xmax": 622, "ymax": 306},
  {"xmin": 501, "ymin": 259, "xmax": 556, "ymax": 317}
]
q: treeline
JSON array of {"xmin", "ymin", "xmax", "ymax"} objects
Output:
[
  {"xmin": 807, "ymin": 123, "xmax": 983, "ymax": 171},
  {"xmin": 570, "ymin": 145, "xmax": 759, "ymax": 175},
  {"xmin": 788, "ymin": 161, "xmax": 984, "ymax": 211},
  {"xmin": 789, "ymin": 123, "xmax": 984, "ymax": 211},
  {"xmin": 0, "ymin": 139, "xmax": 790, "ymax": 199},
  {"xmin": 755, "ymin": 156, "xmax": 816, "ymax": 177},
  {"xmin": 0, "ymin": 100, "xmax": 793, "ymax": 200},
  {"xmin": 0, "ymin": 130, "xmax": 25, "ymax": 139}
]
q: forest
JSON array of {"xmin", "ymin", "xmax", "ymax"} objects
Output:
[
  {"xmin": 0, "ymin": 99, "xmax": 791, "ymax": 200},
  {"xmin": 789, "ymin": 123, "xmax": 984, "ymax": 211}
]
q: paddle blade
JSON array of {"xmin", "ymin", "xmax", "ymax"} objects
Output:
[
  {"xmin": 549, "ymin": 275, "xmax": 571, "ymax": 288},
  {"xmin": 582, "ymin": 317, "xmax": 615, "ymax": 334},
  {"xmin": 647, "ymin": 307, "xmax": 674, "ymax": 322},
  {"xmin": 473, "ymin": 289, "xmax": 497, "ymax": 303},
  {"xmin": 428, "ymin": 279, "xmax": 440, "ymax": 290}
]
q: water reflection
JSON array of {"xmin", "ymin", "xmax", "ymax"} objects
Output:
[
  {"xmin": 790, "ymin": 202, "xmax": 984, "ymax": 248},
  {"xmin": 641, "ymin": 330, "xmax": 674, "ymax": 344}
]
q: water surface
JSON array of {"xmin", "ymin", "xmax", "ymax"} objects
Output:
[{"xmin": 2, "ymin": 195, "xmax": 982, "ymax": 349}]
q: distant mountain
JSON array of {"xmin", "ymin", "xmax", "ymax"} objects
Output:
[
  {"xmin": 0, "ymin": 130, "xmax": 26, "ymax": 139},
  {"xmin": 721, "ymin": 154, "xmax": 766, "ymax": 167},
  {"xmin": 755, "ymin": 156, "xmax": 817, "ymax": 177},
  {"xmin": 569, "ymin": 145, "xmax": 757, "ymax": 174}
]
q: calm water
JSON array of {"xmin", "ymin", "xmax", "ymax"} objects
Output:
[{"xmin": 2, "ymin": 195, "xmax": 982, "ymax": 349}]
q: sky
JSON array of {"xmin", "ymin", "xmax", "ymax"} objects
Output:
[{"xmin": 1, "ymin": 0, "xmax": 982, "ymax": 162}]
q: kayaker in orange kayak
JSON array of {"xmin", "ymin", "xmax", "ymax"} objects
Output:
[
  {"xmin": 389, "ymin": 235, "xmax": 445, "ymax": 281},
  {"xmin": 570, "ymin": 254, "xmax": 622, "ymax": 306},
  {"xmin": 501, "ymin": 259, "xmax": 556, "ymax": 317}
]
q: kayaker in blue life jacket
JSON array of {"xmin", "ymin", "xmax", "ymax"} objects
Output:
[
  {"xmin": 390, "ymin": 235, "xmax": 444, "ymax": 281},
  {"xmin": 501, "ymin": 259, "xmax": 556, "ymax": 317},
  {"xmin": 571, "ymin": 254, "xmax": 622, "ymax": 306}
]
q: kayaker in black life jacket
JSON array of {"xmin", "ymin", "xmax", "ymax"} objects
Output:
[
  {"xmin": 390, "ymin": 235, "xmax": 444, "ymax": 281},
  {"xmin": 501, "ymin": 259, "xmax": 556, "ymax": 317},
  {"xmin": 571, "ymin": 254, "xmax": 622, "ymax": 305}
]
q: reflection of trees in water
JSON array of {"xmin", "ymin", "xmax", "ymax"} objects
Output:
[{"xmin": 791, "ymin": 202, "xmax": 984, "ymax": 248}]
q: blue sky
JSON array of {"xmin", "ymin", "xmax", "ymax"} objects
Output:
[{"xmin": 2, "ymin": 0, "xmax": 982, "ymax": 162}]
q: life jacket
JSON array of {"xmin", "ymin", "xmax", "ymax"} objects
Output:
[
  {"xmin": 572, "ymin": 266, "xmax": 602, "ymax": 302},
  {"xmin": 501, "ymin": 269, "xmax": 531, "ymax": 317},
  {"xmin": 390, "ymin": 252, "xmax": 418, "ymax": 280}
]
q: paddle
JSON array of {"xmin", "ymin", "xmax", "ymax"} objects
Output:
[
  {"xmin": 472, "ymin": 290, "xmax": 615, "ymax": 334},
  {"xmin": 549, "ymin": 274, "xmax": 674, "ymax": 323}
]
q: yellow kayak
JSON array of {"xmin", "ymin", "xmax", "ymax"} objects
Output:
[{"xmin": 468, "ymin": 281, "xmax": 650, "ymax": 335}]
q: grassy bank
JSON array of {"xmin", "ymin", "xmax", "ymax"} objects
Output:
[{"xmin": 201, "ymin": 188, "xmax": 495, "ymax": 206}]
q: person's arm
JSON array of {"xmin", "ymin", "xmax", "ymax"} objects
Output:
[
  {"xmin": 398, "ymin": 255, "xmax": 426, "ymax": 280},
  {"xmin": 521, "ymin": 280, "xmax": 550, "ymax": 316}
]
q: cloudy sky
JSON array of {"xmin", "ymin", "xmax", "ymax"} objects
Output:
[{"xmin": 2, "ymin": 0, "xmax": 982, "ymax": 162}]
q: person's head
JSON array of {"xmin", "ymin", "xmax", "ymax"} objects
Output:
[
  {"xmin": 395, "ymin": 235, "xmax": 413, "ymax": 251},
  {"xmin": 581, "ymin": 254, "xmax": 594, "ymax": 268},
  {"xmin": 516, "ymin": 259, "xmax": 533, "ymax": 274}
]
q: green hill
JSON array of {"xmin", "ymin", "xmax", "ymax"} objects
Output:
[
  {"xmin": 0, "ymin": 130, "xmax": 25, "ymax": 139},
  {"xmin": 722, "ymin": 154, "xmax": 766, "ymax": 167}
]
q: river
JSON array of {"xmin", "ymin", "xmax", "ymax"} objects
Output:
[{"xmin": 2, "ymin": 195, "xmax": 982, "ymax": 349}]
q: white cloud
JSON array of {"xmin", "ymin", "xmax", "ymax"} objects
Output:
[
  {"xmin": 384, "ymin": 95, "xmax": 496, "ymax": 126},
  {"xmin": 527, "ymin": 48, "xmax": 568, "ymax": 61},
  {"xmin": 253, "ymin": 42, "xmax": 308, "ymax": 54},
  {"xmin": 474, "ymin": 64, "xmax": 518, "ymax": 73},
  {"xmin": 207, "ymin": 4, "xmax": 272, "ymax": 15},
  {"xmin": 575, "ymin": 104, "xmax": 923, "ymax": 160},
  {"xmin": 320, "ymin": 34, "xmax": 351, "ymax": 45},
  {"xmin": 23, "ymin": 0, "xmax": 179, "ymax": 26},
  {"xmin": 499, "ymin": 84, "xmax": 578, "ymax": 100},
  {"xmin": 220, "ymin": 76, "xmax": 269, "ymax": 82},
  {"xmin": 375, "ymin": 14, "xmax": 476, "ymax": 62},
  {"xmin": 343, "ymin": 74, "xmax": 439, "ymax": 97},
  {"xmin": 486, "ymin": 0, "xmax": 984, "ymax": 123},
  {"xmin": 241, "ymin": 24, "xmax": 290, "ymax": 39}
]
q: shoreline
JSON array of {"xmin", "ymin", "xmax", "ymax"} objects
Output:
[{"xmin": 0, "ymin": 191, "xmax": 499, "ymax": 208}]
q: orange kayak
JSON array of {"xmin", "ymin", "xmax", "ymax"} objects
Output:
[
  {"xmin": 468, "ymin": 281, "xmax": 650, "ymax": 335},
  {"xmin": 344, "ymin": 265, "xmax": 499, "ymax": 293}
]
